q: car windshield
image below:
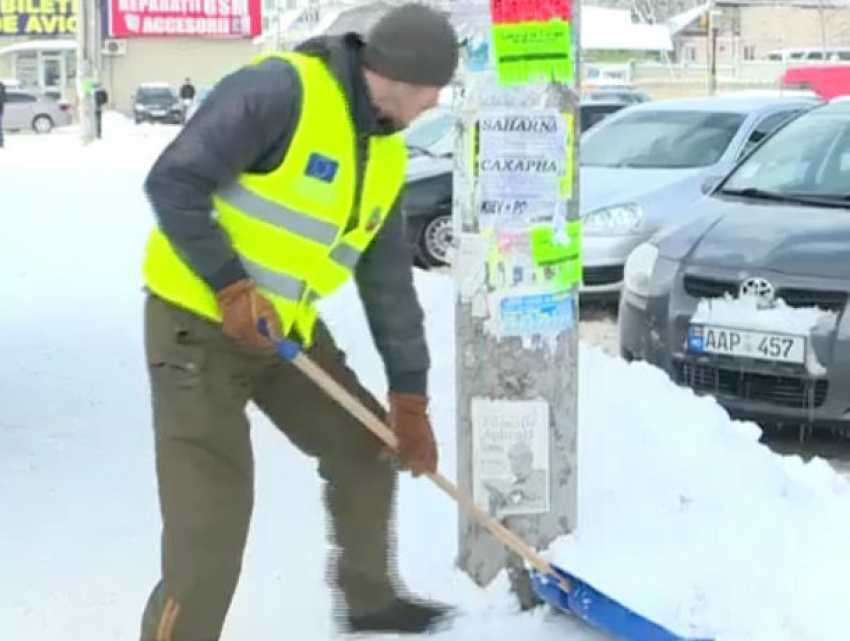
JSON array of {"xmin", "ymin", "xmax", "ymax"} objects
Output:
[
  {"xmin": 139, "ymin": 87, "xmax": 173, "ymax": 100},
  {"xmin": 581, "ymin": 109, "xmax": 746, "ymax": 168},
  {"xmin": 404, "ymin": 110, "xmax": 453, "ymax": 152},
  {"xmin": 722, "ymin": 108, "xmax": 850, "ymax": 200}
]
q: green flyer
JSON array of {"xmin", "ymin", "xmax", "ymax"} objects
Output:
[{"xmin": 492, "ymin": 20, "xmax": 573, "ymax": 86}]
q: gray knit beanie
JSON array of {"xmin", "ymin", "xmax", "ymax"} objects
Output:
[{"xmin": 363, "ymin": 3, "xmax": 459, "ymax": 87}]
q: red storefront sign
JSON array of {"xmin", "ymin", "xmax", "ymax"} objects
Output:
[{"xmin": 109, "ymin": 0, "xmax": 261, "ymax": 38}]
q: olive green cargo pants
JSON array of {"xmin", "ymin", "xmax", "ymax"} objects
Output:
[{"xmin": 140, "ymin": 294, "xmax": 398, "ymax": 641}]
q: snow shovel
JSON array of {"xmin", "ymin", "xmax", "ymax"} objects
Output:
[{"xmin": 260, "ymin": 324, "xmax": 713, "ymax": 641}]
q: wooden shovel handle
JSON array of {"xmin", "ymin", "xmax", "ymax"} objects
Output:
[{"xmin": 291, "ymin": 352, "xmax": 568, "ymax": 589}]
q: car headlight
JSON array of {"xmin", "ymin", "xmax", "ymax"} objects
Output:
[
  {"xmin": 583, "ymin": 204, "xmax": 643, "ymax": 236},
  {"xmin": 623, "ymin": 242, "xmax": 659, "ymax": 298}
]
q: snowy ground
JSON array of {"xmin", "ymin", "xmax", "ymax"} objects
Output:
[{"xmin": 3, "ymin": 117, "xmax": 850, "ymax": 641}]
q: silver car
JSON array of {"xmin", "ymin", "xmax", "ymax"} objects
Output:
[
  {"xmin": 2, "ymin": 89, "xmax": 73, "ymax": 134},
  {"xmin": 579, "ymin": 95, "xmax": 822, "ymax": 299}
]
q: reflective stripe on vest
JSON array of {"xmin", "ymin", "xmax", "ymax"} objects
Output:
[
  {"xmin": 216, "ymin": 182, "xmax": 340, "ymax": 246},
  {"xmin": 141, "ymin": 51, "xmax": 407, "ymax": 346}
]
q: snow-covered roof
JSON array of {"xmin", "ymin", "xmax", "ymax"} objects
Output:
[
  {"xmin": 0, "ymin": 39, "xmax": 76, "ymax": 57},
  {"xmin": 582, "ymin": 6, "xmax": 673, "ymax": 52},
  {"xmin": 667, "ymin": 2, "xmax": 711, "ymax": 36}
]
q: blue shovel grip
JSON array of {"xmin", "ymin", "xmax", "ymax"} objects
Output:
[{"xmin": 256, "ymin": 318, "xmax": 301, "ymax": 361}]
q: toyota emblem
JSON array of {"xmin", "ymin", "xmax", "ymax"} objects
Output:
[{"xmin": 739, "ymin": 277, "xmax": 776, "ymax": 307}]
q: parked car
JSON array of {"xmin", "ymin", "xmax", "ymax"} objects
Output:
[
  {"xmin": 584, "ymin": 87, "xmax": 650, "ymax": 105},
  {"xmin": 399, "ymin": 100, "xmax": 632, "ymax": 267},
  {"xmin": 619, "ymin": 98, "xmax": 850, "ymax": 431},
  {"xmin": 579, "ymin": 94, "xmax": 821, "ymax": 299},
  {"xmin": 580, "ymin": 100, "xmax": 632, "ymax": 133},
  {"xmin": 779, "ymin": 64, "xmax": 850, "ymax": 100},
  {"xmin": 401, "ymin": 105, "xmax": 454, "ymax": 267},
  {"xmin": 132, "ymin": 83, "xmax": 183, "ymax": 124},
  {"xmin": 1, "ymin": 89, "xmax": 72, "ymax": 134}
]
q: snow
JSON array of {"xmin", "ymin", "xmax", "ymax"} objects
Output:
[
  {"xmin": 3, "ymin": 126, "xmax": 850, "ymax": 641},
  {"xmin": 691, "ymin": 295, "xmax": 837, "ymax": 374}
]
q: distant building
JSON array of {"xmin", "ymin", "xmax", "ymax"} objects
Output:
[{"xmin": 670, "ymin": 0, "xmax": 850, "ymax": 65}]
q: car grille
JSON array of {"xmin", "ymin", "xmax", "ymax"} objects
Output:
[
  {"xmin": 682, "ymin": 276, "xmax": 848, "ymax": 313},
  {"xmin": 673, "ymin": 360, "xmax": 829, "ymax": 408},
  {"xmin": 583, "ymin": 265, "xmax": 624, "ymax": 286}
]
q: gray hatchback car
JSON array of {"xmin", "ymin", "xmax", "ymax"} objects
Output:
[
  {"xmin": 618, "ymin": 99, "xmax": 850, "ymax": 431},
  {"xmin": 2, "ymin": 89, "xmax": 73, "ymax": 134}
]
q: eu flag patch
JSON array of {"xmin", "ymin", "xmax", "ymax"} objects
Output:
[{"xmin": 305, "ymin": 153, "xmax": 339, "ymax": 183}]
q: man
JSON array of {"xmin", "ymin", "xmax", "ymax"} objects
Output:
[
  {"xmin": 178, "ymin": 77, "xmax": 195, "ymax": 123},
  {"xmin": 94, "ymin": 84, "xmax": 108, "ymax": 139},
  {"xmin": 139, "ymin": 4, "xmax": 458, "ymax": 640},
  {"xmin": 0, "ymin": 80, "xmax": 6, "ymax": 149},
  {"xmin": 485, "ymin": 441, "xmax": 547, "ymax": 517}
]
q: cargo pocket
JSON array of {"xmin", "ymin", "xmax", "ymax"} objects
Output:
[{"xmin": 145, "ymin": 301, "xmax": 207, "ymax": 391}]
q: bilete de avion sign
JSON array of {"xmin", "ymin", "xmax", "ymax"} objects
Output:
[{"xmin": 108, "ymin": 0, "xmax": 261, "ymax": 37}]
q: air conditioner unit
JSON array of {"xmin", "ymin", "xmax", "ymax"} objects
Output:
[{"xmin": 102, "ymin": 39, "xmax": 127, "ymax": 56}]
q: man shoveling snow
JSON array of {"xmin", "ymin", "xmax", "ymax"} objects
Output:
[{"xmin": 137, "ymin": 5, "xmax": 458, "ymax": 639}]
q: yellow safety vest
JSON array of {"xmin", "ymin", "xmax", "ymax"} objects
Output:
[{"xmin": 142, "ymin": 52, "xmax": 408, "ymax": 346}]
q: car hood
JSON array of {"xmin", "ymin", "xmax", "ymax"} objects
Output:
[
  {"xmin": 405, "ymin": 154, "xmax": 453, "ymax": 183},
  {"xmin": 580, "ymin": 166, "xmax": 707, "ymax": 214},
  {"xmin": 657, "ymin": 196, "xmax": 850, "ymax": 279}
]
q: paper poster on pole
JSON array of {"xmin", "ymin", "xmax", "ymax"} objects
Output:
[
  {"xmin": 488, "ymin": 0, "xmax": 573, "ymax": 86},
  {"xmin": 471, "ymin": 398, "xmax": 550, "ymax": 518},
  {"xmin": 477, "ymin": 108, "xmax": 568, "ymax": 202},
  {"xmin": 487, "ymin": 285, "xmax": 575, "ymax": 337}
]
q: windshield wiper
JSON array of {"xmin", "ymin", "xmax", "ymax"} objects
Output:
[
  {"xmin": 717, "ymin": 187, "xmax": 840, "ymax": 206},
  {"xmin": 407, "ymin": 144, "xmax": 436, "ymax": 157}
]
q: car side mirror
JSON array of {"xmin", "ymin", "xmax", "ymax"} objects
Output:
[{"xmin": 701, "ymin": 176, "xmax": 721, "ymax": 195}]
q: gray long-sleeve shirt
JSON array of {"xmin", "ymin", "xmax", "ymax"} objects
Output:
[{"xmin": 143, "ymin": 34, "xmax": 429, "ymax": 394}]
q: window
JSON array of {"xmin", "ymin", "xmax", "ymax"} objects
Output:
[
  {"xmin": 723, "ymin": 109, "xmax": 850, "ymax": 199},
  {"xmin": 684, "ymin": 45, "xmax": 697, "ymax": 62},
  {"xmin": 739, "ymin": 110, "xmax": 801, "ymax": 159},
  {"xmin": 6, "ymin": 92, "xmax": 36, "ymax": 103},
  {"xmin": 743, "ymin": 45, "xmax": 756, "ymax": 61},
  {"xmin": 581, "ymin": 110, "xmax": 746, "ymax": 169},
  {"xmin": 138, "ymin": 86, "xmax": 175, "ymax": 101}
]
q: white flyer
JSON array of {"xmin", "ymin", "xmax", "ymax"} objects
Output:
[
  {"xmin": 471, "ymin": 398, "xmax": 551, "ymax": 518},
  {"xmin": 477, "ymin": 108, "xmax": 567, "ymax": 201}
]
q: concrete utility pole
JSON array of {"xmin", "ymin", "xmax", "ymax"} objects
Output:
[
  {"xmin": 707, "ymin": 0, "xmax": 718, "ymax": 95},
  {"xmin": 76, "ymin": 0, "xmax": 101, "ymax": 144},
  {"xmin": 451, "ymin": 0, "xmax": 581, "ymax": 608}
]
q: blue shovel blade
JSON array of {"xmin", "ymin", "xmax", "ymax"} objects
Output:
[{"xmin": 531, "ymin": 564, "xmax": 713, "ymax": 641}]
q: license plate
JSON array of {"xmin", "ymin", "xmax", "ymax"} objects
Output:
[
  {"xmin": 687, "ymin": 324, "xmax": 806, "ymax": 364},
  {"xmin": 151, "ymin": 109, "xmax": 166, "ymax": 116}
]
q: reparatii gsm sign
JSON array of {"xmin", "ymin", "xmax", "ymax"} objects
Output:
[
  {"xmin": 0, "ymin": 0, "xmax": 77, "ymax": 36},
  {"xmin": 109, "ymin": 0, "xmax": 261, "ymax": 37}
]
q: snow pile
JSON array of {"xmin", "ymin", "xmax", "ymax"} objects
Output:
[
  {"xmin": 3, "ymin": 126, "xmax": 850, "ymax": 641},
  {"xmin": 559, "ymin": 349, "xmax": 850, "ymax": 640},
  {"xmin": 691, "ymin": 295, "xmax": 837, "ymax": 337}
]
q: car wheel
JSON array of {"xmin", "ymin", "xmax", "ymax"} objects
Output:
[
  {"xmin": 32, "ymin": 115, "xmax": 53, "ymax": 134},
  {"xmin": 419, "ymin": 214, "xmax": 453, "ymax": 267}
]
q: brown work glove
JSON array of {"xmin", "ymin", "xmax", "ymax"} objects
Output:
[
  {"xmin": 215, "ymin": 279, "xmax": 281, "ymax": 352},
  {"xmin": 387, "ymin": 391, "xmax": 438, "ymax": 477}
]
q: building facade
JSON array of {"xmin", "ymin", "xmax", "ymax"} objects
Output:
[{"xmin": 673, "ymin": 1, "xmax": 850, "ymax": 65}]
